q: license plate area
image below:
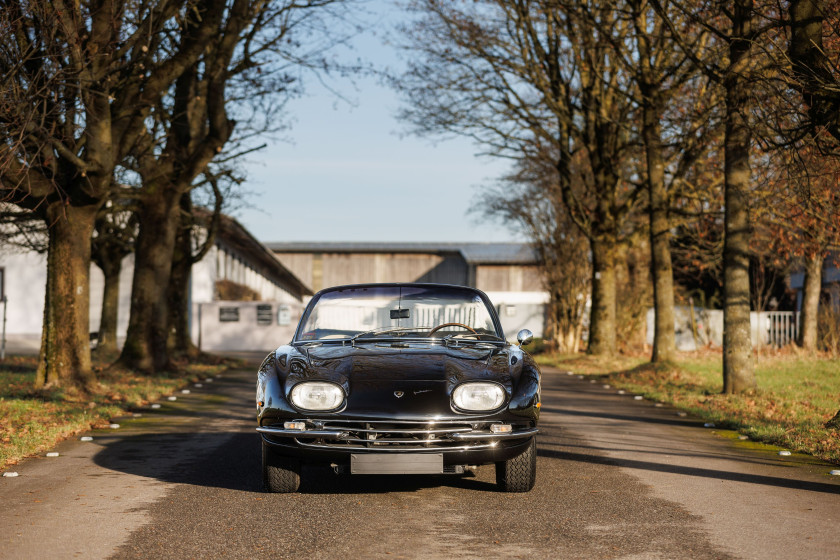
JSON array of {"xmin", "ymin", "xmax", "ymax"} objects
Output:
[{"xmin": 351, "ymin": 453, "xmax": 443, "ymax": 475}]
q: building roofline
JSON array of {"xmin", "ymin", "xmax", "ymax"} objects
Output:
[
  {"xmin": 208, "ymin": 213, "xmax": 313, "ymax": 298},
  {"xmin": 265, "ymin": 241, "xmax": 539, "ymax": 265}
]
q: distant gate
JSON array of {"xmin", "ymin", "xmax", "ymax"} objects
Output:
[{"xmin": 754, "ymin": 311, "xmax": 800, "ymax": 348}]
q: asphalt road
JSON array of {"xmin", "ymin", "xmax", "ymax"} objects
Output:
[{"xmin": 1, "ymin": 362, "xmax": 838, "ymax": 560}]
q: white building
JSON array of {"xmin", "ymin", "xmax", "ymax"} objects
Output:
[{"xmin": 0, "ymin": 213, "xmax": 310, "ymax": 354}]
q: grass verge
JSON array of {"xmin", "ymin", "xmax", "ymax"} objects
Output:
[
  {"xmin": 0, "ymin": 355, "xmax": 240, "ymax": 469},
  {"xmin": 536, "ymin": 351, "xmax": 840, "ymax": 465}
]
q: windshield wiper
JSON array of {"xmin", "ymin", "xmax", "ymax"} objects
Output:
[
  {"xmin": 349, "ymin": 326, "xmax": 436, "ymax": 346},
  {"xmin": 349, "ymin": 328, "xmax": 390, "ymax": 346},
  {"xmin": 441, "ymin": 333, "xmax": 505, "ymax": 346}
]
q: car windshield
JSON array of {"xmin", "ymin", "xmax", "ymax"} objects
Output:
[{"xmin": 295, "ymin": 285, "xmax": 502, "ymax": 342}]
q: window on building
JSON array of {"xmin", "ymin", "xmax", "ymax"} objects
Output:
[
  {"xmin": 277, "ymin": 304, "xmax": 292, "ymax": 326},
  {"xmin": 219, "ymin": 306, "xmax": 240, "ymax": 322},
  {"xmin": 256, "ymin": 304, "xmax": 273, "ymax": 326}
]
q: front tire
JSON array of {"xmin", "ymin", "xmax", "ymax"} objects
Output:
[
  {"xmin": 495, "ymin": 437, "xmax": 536, "ymax": 492},
  {"xmin": 262, "ymin": 441, "xmax": 300, "ymax": 493}
]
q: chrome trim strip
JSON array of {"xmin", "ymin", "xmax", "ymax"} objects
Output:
[
  {"xmin": 449, "ymin": 428, "xmax": 539, "ymax": 441},
  {"xmin": 257, "ymin": 427, "xmax": 347, "ymax": 439},
  {"xmin": 342, "ymin": 437, "xmax": 452, "ymax": 444},
  {"xmin": 323, "ymin": 426, "xmax": 473, "ymax": 435},
  {"xmin": 295, "ymin": 441, "xmax": 498, "ymax": 452},
  {"xmin": 319, "ymin": 419, "xmax": 475, "ymax": 426}
]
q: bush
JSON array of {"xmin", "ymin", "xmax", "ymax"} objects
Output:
[{"xmin": 525, "ymin": 337, "xmax": 548, "ymax": 355}]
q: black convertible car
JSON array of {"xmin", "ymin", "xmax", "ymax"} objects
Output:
[{"xmin": 256, "ymin": 283, "xmax": 541, "ymax": 493}]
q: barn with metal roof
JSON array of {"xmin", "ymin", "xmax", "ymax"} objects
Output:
[{"xmin": 267, "ymin": 241, "xmax": 548, "ymax": 339}]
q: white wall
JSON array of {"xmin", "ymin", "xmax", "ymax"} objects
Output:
[
  {"xmin": 0, "ymin": 242, "xmax": 302, "ymax": 353},
  {"xmin": 0, "ymin": 248, "xmax": 48, "ymax": 352},
  {"xmin": 193, "ymin": 300, "xmax": 303, "ymax": 352}
]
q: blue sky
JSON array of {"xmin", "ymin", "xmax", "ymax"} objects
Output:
[{"xmin": 233, "ymin": 1, "xmax": 516, "ymax": 244}]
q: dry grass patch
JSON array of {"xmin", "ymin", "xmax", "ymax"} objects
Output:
[{"xmin": 0, "ymin": 355, "xmax": 237, "ymax": 469}]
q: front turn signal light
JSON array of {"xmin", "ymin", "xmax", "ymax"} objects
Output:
[{"xmin": 490, "ymin": 423, "xmax": 512, "ymax": 434}]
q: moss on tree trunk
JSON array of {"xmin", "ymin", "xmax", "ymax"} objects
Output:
[{"xmin": 35, "ymin": 203, "xmax": 98, "ymax": 391}]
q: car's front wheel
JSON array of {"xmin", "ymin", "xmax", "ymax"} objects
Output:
[
  {"xmin": 495, "ymin": 437, "xmax": 536, "ymax": 492},
  {"xmin": 262, "ymin": 441, "xmax": 300, "ymax": 493}
]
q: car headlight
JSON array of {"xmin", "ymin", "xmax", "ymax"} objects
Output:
[
  {"xmin": 289, "ymin": 382, "xmax": 345, "ymax": 411},
  {"xmin": 452, "ymin": 382, "xmax": 505, "ymax": 411}
]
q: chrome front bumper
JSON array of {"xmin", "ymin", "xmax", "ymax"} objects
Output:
[{"xmin": 257, "ymin": 425, "xmax": 538, "ymax": 441}]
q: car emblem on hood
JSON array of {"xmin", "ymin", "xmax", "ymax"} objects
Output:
[{"xmin": 394, "ymin": 391, "xmax": 404, "ymax": 398}]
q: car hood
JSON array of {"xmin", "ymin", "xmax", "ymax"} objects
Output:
[{"xmin": 285, "ymin": 343, "xmax": 515, "ymax": 418}]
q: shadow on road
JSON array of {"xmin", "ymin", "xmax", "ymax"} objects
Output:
[
  {"xmin": 92, "ymin": 431, "xmax": 262, "ymax": 492},
  {"xmin": 541, "ymin": 405, "xmax": 702, "ymax": 428},
  {"xmin": 92, "ymin": 429, "xmax": 503, "ymax": 495},
  {"xmin": 555, "ymin": 437, "xmax": 801, "ymax": 469},
  {"xmin": 538, "ymin": 447, "xmax": 840, "ymax": 495}
]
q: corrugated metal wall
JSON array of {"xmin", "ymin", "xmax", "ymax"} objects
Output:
[
  {"xmin": 275, "ymin": 252, "xmax": 469, "ymax": 291},
  {"xmin": 475, "ymin": 265, "xmax": 543, "ymax": 292}
]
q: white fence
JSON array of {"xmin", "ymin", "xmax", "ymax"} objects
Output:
[
  {"xmin": 753, "ymin": 311, "xmax": 800, "ymax": 347},
  {"xmin": 646, "ymin": 308, "xmax": 800, "ymax": 350}
]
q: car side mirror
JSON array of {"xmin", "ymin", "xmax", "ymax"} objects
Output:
[{"xmin": 516, "ymin": 329, "xmax": 533, "ymax": 347}]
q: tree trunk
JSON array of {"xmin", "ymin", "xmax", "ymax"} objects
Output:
[
  {"xmin": 118, "ymin": 190, "xmax": 181, "ymax": 373},
  {"xmin": 573, "ymin": 320, "xmax": 584, "ymax": 354},
  {"xmin": 94, "ymin": 255, "xmax": 122, "ymax": 357},
  {"xmin": 722, "ymin": 0, "xmax": 756, "ymax": 394},
  {"xmin": 35, "ymin": 203, "xmax": 98, "ymax": 391},
  {"xmin": 562, "ymin": 327, "xmax": 581, "ymax": 355},
  {"xmin": 642, "ymin": 99, "xmax": 677, "ymax": 363},
  {"xmin": 588, "ymin": 238, "xmax": 617, "ymax": 356},
  {"xmin": 798, "ymin": 252, "xmax": 823, "ymax": 351},
  {"xmin": 167, "ymin": 210, "xmax": 198, "ymax": 358}
]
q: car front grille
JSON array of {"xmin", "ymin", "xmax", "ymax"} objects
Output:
[{"xmin": 294, "ymin": 420, "xmax": 493, "ymax": 451}]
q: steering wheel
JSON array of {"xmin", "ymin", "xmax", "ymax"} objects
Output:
[{"xmin": 428, "ymin": 322, "xmax": 478, "ymax": 336}]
